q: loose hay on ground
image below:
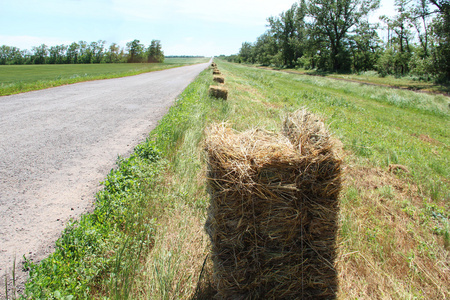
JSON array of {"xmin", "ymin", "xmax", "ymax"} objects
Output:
[{"xmin": 204, "ymin": 110, "xmax": 343, "ymax": 299}]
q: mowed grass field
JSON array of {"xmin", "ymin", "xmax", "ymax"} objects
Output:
[
  {"xmin": 21, "ymin": 59, "xmax": 449, "ymax": 299},
  {"xmin": 258, "ymin": 67, "xmax": 450, "ymax": 96},
  {"xmin": 0, "ymin": 57, "xmax": 209, "ymax": 96}
]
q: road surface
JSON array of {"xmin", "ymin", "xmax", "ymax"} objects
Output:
[{"xmin": 0, "ymin": 61, "xmax": 209, "ymax": 296}]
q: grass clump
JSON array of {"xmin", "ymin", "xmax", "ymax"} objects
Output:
[{"xmin": 23, "ymin": 140, "xmax": 165, "ymax": 299}]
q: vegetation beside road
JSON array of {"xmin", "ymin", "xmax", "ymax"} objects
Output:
[
  {"xmin": 0, "ymin": 57, "xmax": 209, "ymax": 96},
  {"xmin": 229, "ymin": 0, "xmax": 450, "ymax": 87},
  {"xmin": 269, "ymin": 68, "xmax": 450, "ymax": 95},
  {"xmin": 20, "ymin": 60, "xmax": 449, "ymax": 299}
]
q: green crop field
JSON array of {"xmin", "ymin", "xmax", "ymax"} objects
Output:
[
  {"xmin": 20, "ymin": 60, "xmax": 449, "ymax": 299},
  {"xmin": 0, "ymin": 57, "xmax": 209, "ymax": 96}
]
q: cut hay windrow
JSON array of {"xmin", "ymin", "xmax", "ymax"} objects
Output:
[
  {"xmin": 208, "ymin": 85, "xmax": 228, "ymax": 100},
  {"xmin": 213, "ymin": 75, "xmax": 225, "ymax": 84},
  {"xmin": 204, "ymin": 109, "xmax": 342, "ymax": 299}
]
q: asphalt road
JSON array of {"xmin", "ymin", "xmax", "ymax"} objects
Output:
[{"xmin": 0, "ymin": 61, "xmax": 209, "ymax": 296}]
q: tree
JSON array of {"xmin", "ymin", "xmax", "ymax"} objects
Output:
[
  {"xmin": 253, "ymin": 32, "xmax": 278, "ymax": 66},
  {"xmin": 266, "ymin": 1, "xmax": 308, "ymax": 68},
  {"xmin": 238, "ymin": 42, "xmax": 255, "ymax": 63},
  {"xmin": 66, "ymin": 42, "xmax": 79, "ymax": 64},
  {"xmin": 48, "ymin": 45, "xmax": 67, "ymax": 64},
  {"xmin": 126, "ymin": 39, "xmax": 144, "ymax": 63},
  {"xmin": 0, "ymin": 45, "xmax": 25, "ymax": 65},
  {"xmin": 105, "ymin": 43, "xmax": 120, "ymax": 63},
  {"xmin": 428, "ymin": 0, "xmax": 450, "ymax": 79},
  {"xmin": 78, "ymin": 41, "xmax": 93, "ymax": 64},
  {"xmin": 268, "ymin": 4, "xmax": 297, "ymax": 67},
  {"xmin": 410, "ymin": 0, "xmax": 432, "ymax": 57},
  {"xmin": 147, "ymin": 40, "xmax": 164, "ymax": 63},
  {"xmin": 31, "ymin": 44, "xmax": 48, "ymax": 64},
  {"xmin": 348, "ymin": 22, "xmax": 382, "ymax": 72},
  {"xmin": 309, "ymin": 0, "xmax": 381, "ymax": 71},
  {"xmin": 380, "ymin": 0, "xmax": 414, "ymax": 74},
  {"xmin": 90, "ymin": 40, "xmax": 106, "ymax": 63}
]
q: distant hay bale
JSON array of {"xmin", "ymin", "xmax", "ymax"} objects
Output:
[
  {"xmin": 204, "ymin": 110, "xmax": 342, "ymax": 299},
  {"xmin": 213, "ymin": 75, "xmax": 225, "ymax": 84},
  {"xmin": 213, "ymin": 69, "xmax": 221, "ymax": 75},
  {"xmin": 211, "ymin": 62, "xmax": 217, "ymax": 68},
  {"xmin": 208, "ymin": 85, "xmax": 228, "ymax": 100}
]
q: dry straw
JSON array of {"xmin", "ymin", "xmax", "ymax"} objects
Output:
[
  {"xmin": 208, "ymin": 85, "xmax": 228, "ymax": 100},
  {"xmin": 204, "ymin": 109, "xmax": 342, "ymax": 299},
  {"xmin": 213, "ymin": 69, "xmax": 221, "ymax": 75},
  {"xmin": 213, "ymin": 76, "xmax": 225, "ymax": 84}
]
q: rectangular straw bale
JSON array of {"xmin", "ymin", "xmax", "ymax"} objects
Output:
[
  {"xmin": 213, "ymin": 69, "xmax": 221, "ymax": 75},
  {"xmin": 208, "ymin": 85, "xmax": 228, "ymax": 100},
  {"xmin": 205, "ymin": 110, "xmax": 342, "ymax": 299},
  {"xmin": 213, "ymin": 75, "xmax": 225, "ymax": 84}
]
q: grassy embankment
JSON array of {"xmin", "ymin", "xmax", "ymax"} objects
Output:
[
  {"xmin": 21, "ymin": 60, "xmax": 449, "ymax": 299},
  {"xmin": 0, "ymin": 57, "xmax": 209, "ymax": 96},
  {"xmin": 258, "ymin": 66, "xmax": 450, "ymax": 96}
]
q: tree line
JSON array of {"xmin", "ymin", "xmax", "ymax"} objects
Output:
[
  {"xmin": 0, "ymin": 39, "xmax": 164, "ymax": 65},
  {"xmin": 228, "ymin": 0, "xmax": 450, "ymax": 81}
]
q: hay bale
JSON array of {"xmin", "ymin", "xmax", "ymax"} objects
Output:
[
  {"xmin": 211, "ymin": 62, "xmax": 217, "ymax": 68},
  {"xmin": 209, "ymin": 85, "xmax": 228, "ymax": 100},
  {"xmin": 213, "ymin": 75, "xmax": 225, "ymax": 84},
  {"xmin": 213, "ymin": 69, "xmax": 221, "ymax": 75},
  {"xmin": 204, "ymin": 111, "xmax": 342, "ymax": 299}
]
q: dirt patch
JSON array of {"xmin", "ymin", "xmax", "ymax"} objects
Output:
[{"xmin": 412, "ymin": 133, "xmax": 443, "ymax": 146}]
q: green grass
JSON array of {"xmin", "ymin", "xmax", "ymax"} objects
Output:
[
  {"xmin": 0, "ymin": 57, "xmax": 209, "ymax": 96},
  {"xmin": 18, "ymin": 59, "xmax": 449, "ymax": 299},
  {"xmin": 22, "ymin": 140, "xmax": 165, "ymax": 299},
  {"xmin": 258, "ymin": 67, "xmax": 450, "ymax": 95}
]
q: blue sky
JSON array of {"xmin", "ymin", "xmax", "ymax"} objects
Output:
[{"xmin": 0, "ymin": 0, "xmax": 396, "ymax": 57}]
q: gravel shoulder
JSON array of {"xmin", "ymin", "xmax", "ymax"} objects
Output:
[{"xmin": 0, "ymin": 61, "xmax": 209, "ymax": 297}]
